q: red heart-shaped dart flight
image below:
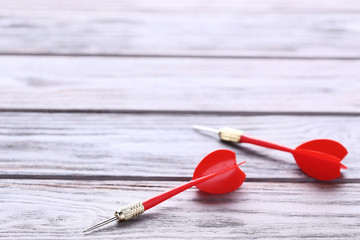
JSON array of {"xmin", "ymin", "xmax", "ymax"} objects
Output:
[
  {"xmin": 143, "ymin": 149, "xmax": 246, "ymax": 210},
  {"xmin": 294, "ymin": 139, "xmax": 347, "ymax": 181},
  {"xmin": 84, "ymin": 149, "xmax": 246, "ymax": 233},
  {"xmin": 193, "ymin": 149, "xmax": 246, "ymax": 194},
  {"xmin": 193, "ymin": 125, "xmax": 348, "ymax": 181}
]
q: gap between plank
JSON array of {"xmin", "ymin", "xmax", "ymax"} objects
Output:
[
  {"xmin": 0, "ymin": 174, "xmax": 359, "ymax": 183},
  {"xmin": 0, "ymin": 108, "xmax": 359, "ymax": 117},
  {"xmin": 1, "ymin": 52, "xmax": 360, "ymax": 61}
]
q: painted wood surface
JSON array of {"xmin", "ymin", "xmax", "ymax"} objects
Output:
[
  {"xmin": 0, "ymin": 56, "xmax": 359, "ymax": 113},
  {"xmin": 0, "ymin": 112, "xmax": 357, "ymax": 179},
  {"xmin": 0, "ymin": 0, "xmax": 359, "ymax": 239},
  {"xmin": 1, "ymin": 180, "xmax": 359, "ymax": 239},
  {"xmin": 1, "ymin": 0, "xmax": 360, "ymax": 58}
]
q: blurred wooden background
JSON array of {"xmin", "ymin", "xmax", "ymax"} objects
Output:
[{"xmin": 0, "ymin": 1, "xmax": 359, "ymax": 239}]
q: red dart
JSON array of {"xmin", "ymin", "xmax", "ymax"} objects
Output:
[
  {"xmin": 193, "ymin": 125, "xmax": 348, "ymax": 181},
  {"xmin": 84, "ymin": 149, "xmax": 246, "ymax": 233}
]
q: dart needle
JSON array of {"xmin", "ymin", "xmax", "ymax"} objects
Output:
[
  {"xmin": 193, "ymin": 125, "xmax": 244, "ymax": 143},
  {"xmin": 192, "ymin": 125, "xmax": 219, "ymax": 134},
  {"xmin": 83, "ymin": 216, "xmax": 117, "ymax": 233}
]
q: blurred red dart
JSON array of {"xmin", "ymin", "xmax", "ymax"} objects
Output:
[
  {"xmin": 193, "ymin": 125, "xmax": 348, "ymax": 181},
  {"xmin": 84, "ymin": 149, "xmax": 246, "ymax": 233}
]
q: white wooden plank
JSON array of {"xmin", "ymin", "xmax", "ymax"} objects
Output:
[
  {"xmin": 0, "ymin": 56, "xmax": 359, "ymax": 112},
  {"xmin": 1, "ymin": 180, "xmax": 359, "ymax": 239},
  {"xmin": 0, "ymin": 112, "xmax": 357, "ymax": 179},
  {"xmin": 1, "ymin": 0, "xmax": 360, "ymax": 57},
  {"xmin": 3, "ymin": 0, "xmax": 360, "ymax": 13}
]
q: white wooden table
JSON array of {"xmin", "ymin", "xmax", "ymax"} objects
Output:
[{"xmin": 0, "ymin": 1, "xmax": 359, "ymax": 239}]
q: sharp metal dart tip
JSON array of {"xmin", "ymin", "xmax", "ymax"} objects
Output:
[
  {"xmin": 192, "ymin": 125, "xmax": 219, "ymax": 134},
  {"xmin": 83, "ymin": 216, "xmax": 117, "ymax": 233}
]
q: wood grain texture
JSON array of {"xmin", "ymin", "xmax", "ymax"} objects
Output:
[
  {"xmin": 0, "ymin": 112, "xmax": 358, "ymax": 179},
  {"xmin": 1, "ymin": 0, "xmax": 360, "ymax": 57},
  {"xmin": 0, "ymin": 1, "xmax": 358, "ymax": 239},
  {"xmin": 0, "ymin": 180, "xmax": 359, "ymax": 239},
  {"xmin": 0, "ymin": 56, "xmax": 359, "ymax": 113}
]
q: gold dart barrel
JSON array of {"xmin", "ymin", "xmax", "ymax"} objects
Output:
[
  {"xmin": 115, "ymin": 201, "xmax": 144, "ymax": 221},
  {"xmin": 83, "ymin": 201, "xmax": 145, "ymax": 233},
  {"xmin": 218, "ymin": 127, "xmax": 243, "ymax": 143}
]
